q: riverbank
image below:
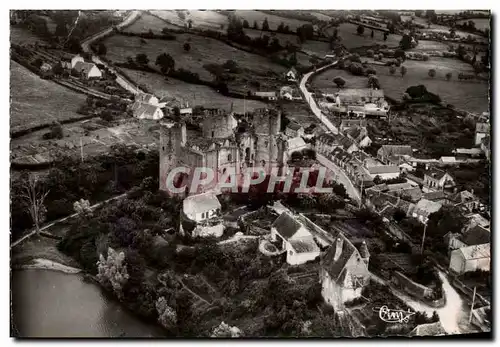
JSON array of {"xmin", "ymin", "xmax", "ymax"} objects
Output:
[{"xmin": 15, "ymin": 258, "xmax": 81, "ymax": 274}]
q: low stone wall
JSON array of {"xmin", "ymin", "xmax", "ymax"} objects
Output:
[{"xmin": 391, "ymin": 271, "xmax": 445, "ymax": 307}]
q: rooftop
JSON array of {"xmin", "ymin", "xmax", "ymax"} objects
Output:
[
  {"xmin": 460, "ymin": 225, "xmax": 490, "ymax": 246},
  {"xmin": 287, "ymin": 121, "xmax": 303, "ymax": 131},
  {"xmin": 476, "ymin": 122, "xmax": 490, "ymax": 133},
  {"xmin": 272, "ymin": 212, "xmax": 304, "ymax": 240},
  {"xmin": 458, "ymin": 243, "xmax": 490, "ymax": 260},
  {"xmin": 289, "ymin": 238, "xmax": 320, "ymax": 254},
  {"xmin": 183, "ymin": 192, "xmax": 221, "ymax": 215},
  {"xmin": 367, "ymin": 165, "xmax": 400, "ymax": 175}
]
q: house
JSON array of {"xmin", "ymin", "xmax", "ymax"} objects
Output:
[
  {"xmin": 40, "ymin": 62, "xmax": 52, "ymax": 72},
  {"xmin": 399, "ymin": 162, "xmax": 415, "ymax": 173},
  {"xmin": 254, "ymin": 91, "xmax": 277, "ymax": 101},
  {"xmin": 287, "ymin": 137, "xmax": 308, "ymax": 155},
  {"xmin": 61, "ymin": 53, "xmax": 84, "ymax": 69},
  {"xmin": 320, "ymin": 233, "xmax": 370, "ymax": 311},
  {"xmin": 73, "ymin": 61, "xmax": 102, "ymax": 79},
  {"xmin": 180, "ymin": 107, "xmax": 193, "ymax": 116},
  {"xmin": 464, "ymin": 213, "xmax": 490, "ymax": 232},
  {"xmin": 339, "ymin": 119, "xmax": 367, "ymax": 133},
  {"xmin": 130, "ymin": 101, "xmax": 164, "ymax": 120},
  {"xmin": 481, "ymin": 136, "xmax": 490, "ymax": 161},
  {"xmin": 439, "ymin": 156, "xmax": 457, "ymax": 165},
  {"xmin": 377, "ymin": 145, "xmax": 413, "ymax": 165},
  {"xmin": 285, "ymin": 121, "xmax": 304, "ymax": 138},
  {"xmin": 270, "ymin": 212, "xmax": 320, "ymax": 265},
  {"xmin": 367, "ymin": 165, "xmax": 400, "ymax": 180},
  {"xmin": 387, "ymin": 184, "xmax": 423, "ymax": 203},
  {"xmin": 285, "ymin": 67, "xmax": 298, "ymax": 81},
  {"xmin": 475, "ymin": 122, "xmax": 489, "ymax": 146},
  {"xmin": 338, "ymin": 134, "xmax": 359, "ymax": 153},
  {"xmin": 423, "ymin": 168, "xmax": 456, "ymax": 191},
  {"xmin": 409, "ymin": 198, "xmax": 442, "ymax": 224},
  {"xmin": 408, "ymin": 322, "xmax": 446, "ymax": 337},
  {"xmin": 280, "ymin": 86, "xmax": 302, "ymax": 101},
  {"xmin": 451, "ymin": 190, "xmax": 480, "ymax": 213},
  {"xmin": 136, "ymin": 93, "xmax": 159, "ymax": 105},
  {"xmin": 345, "ymin": 126, "xmax": 372, "ymax": 148},
  {"xmin": 449, "ymin": 243, "xmax": 490, "ymax": 275},
  {"xmin": 453, "ymin": 148, "xmax": 483, "ymax": 158},
  {"xmin": 365, "ymin": 189, "xmax": 415, "ymax": 218},
  {"xmin": 180, "ymin": 192, "xmax": 224, "ymax": 238},
  {"xmin": 316, "ymin": 133, "xmax": 357, "ymax": 155},
  {"xmin": 446, "ymin": 225, "xmax": 490, "ymax": 251},
  {"xmin": 346, "ymin": 105, "xmax": 366, "ymax": 118}
]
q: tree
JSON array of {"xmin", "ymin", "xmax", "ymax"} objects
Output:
[
  {"xmin": 333, "ymin": 76, "xmax": 346, "ymax": 88},
  {"xmin": 73, "ymin": 198, "xmax": 92, "ymax": 217},
  {"xmin": 97, "ymin": 42, "xmax": 107, "ymax": 56},
  {"xmin": 356, "ymin": 25, "xmax": 365, "ymax": 35},
  {"xmin": 400, "ymin": 65, "xmax": 407, "ymax": 78},
  {"xmin": 97, "ymin": 247, "xmax": 129, "ymax": 299},
  {"xmin": 135, "ymin": 53, "xmax": 149, "ymax": 66},
  {"xmin": 156, "ymin": 297, "xmax": 177, "ymax": 329},
  {"xmin": 389, "ymin": 65, "xmax": 396, "ymax": 75},
  {"xmin": 394, "ymin": 49, "xmax": 406, "ymax": 61},
  {"xmin": 428, "ymin": 68, "xmax": 436, "ymax": 78},
  {"xmin": 393, "ymin": 208, "xmax": 406, "ymax": 222},
  {"xmin": 183, "ymin": 42, "xmax": 191, "ymax": 52},
  {"xmin": 426, "ymin": 10, "xmax": 437, "ymax": 22},
  {"xmin": 383, "ymin": 32, "xmax": 388, "ymax": 41},
  {"xmin": 368, "ymin": 75, "xmax": 380, "ymax": 89},
  {"xmin": 399, "ymin": 34, "xmax": 412, "ymax": 50},
  {"xmin": 187, "ymin": 19, "xmax": 193, "ymax": 29},
  {"xmin": 242, "ymin": 19, "xmax": 249, "ymax": 28},
  {"xmin": 155, "ymin": 53, "xmax": 175, "ymax": 74},
  {"xmin": 262, "ymin": 18, "xmax": 270, "ymax": 31},
  {"xmin": 277, "ymin": 22, "xmax": 285, "ymax": 32},
  {"xmin": 211, "ymin": 322, "xmax": 243, "ymax": 337},
  {"xmin": 445, "ymin": 72, "xmax": 452, "ymax": 81},
  {"xmin": 18, "ymin": 173, "xmax": 49, "ymax": 234},
  {"xmin": 33, "ymin": 58, "xmax": 44, "ymax": 69},
  {"xmin": 253, "ymin": 20, "xmax": 258, "ymax": 30}
]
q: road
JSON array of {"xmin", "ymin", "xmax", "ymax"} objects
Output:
[
  {"xmin": 299, "ymin": 62, "xmax": 339, "ymax": 135},
  {"xmin": 317, "ymin": 153, "xmax": 361, "ymax": 203},
  {"xmin": 371, "ymin": 271, "xmax": 474, "ymax": 335},
  {"xmin": 81, "ymin": 10, "xmax": 145, "ymax": 95}
]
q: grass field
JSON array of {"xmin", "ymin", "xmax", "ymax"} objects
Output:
[
  {"xmin": 311, "ymin": 67, "xmax": 368, "ymax": 92},
  {"xmin": 119, "ymin": 67, "xmax": 268, "ymax": 113},
  {"xmin": 149, "ymin": 10, "xmax": 228, "ymax": 32},
  {"xmin": 10, "ymin": 60, "xmax": 87, "ymax": 133},
  {"xmin": 301, "ymin": 40, "xmax": 332, "ymax": 58},
  {"xmin": 370, "ymin": 58, "xmax": 489, "ymax": 113},
  {"xmin": 123, "ymin": 13, "xmax": 177, "ymax": 33},
  {"xmin": 10, "ymin": 26, "xmax": 45, "ymax": 45},
  {"xmin": 104, "ymin": 34, "xmax": 287, "ymax": 82},
  {"xmin": 328, "ymin": 23, "xmax": 402, "ymax": 49},
  {"xmin": 234, "ymin": 10, "xmax": 309, "ymax": 31},
  {"xmin": 243, "ymin": 28, "xmax": 298, "ymax": 45}
]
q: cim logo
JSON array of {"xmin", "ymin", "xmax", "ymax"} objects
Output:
[{"xmin": 374, "ymin": 306, "xmax": 416, "ymax": 324}]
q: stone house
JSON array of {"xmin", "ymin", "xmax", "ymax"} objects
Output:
[
  {"xmin": 451, "ymin": 190, "xmax": 480, "ymax": 213},
  {"xmin": 423, "ymin": 168, "xmax": 456, "ymax": 192},
  {"xmin": 345, "ymin": 126, "xmax": 372, "ymax": 148},
  {"xmin": 445, "ymin": 224, "xmax": 490, "ymax": 252},
  {"xmin": 285, "ymin": 67, "xmax": 298, "ymax": 81},
  {"xmin": 339, "ymin": 119, "xmax": 367, "ymax": 133},
  {"xmin": 377, "ymin": 145, "xmax": 413, "ymax": 165},
  {"xmin": 254, "ymin": 91, "xmax": 277, "ymax": 101},
  {"xmin": 367, "ymin": 165, "xmax": 400, "ymax": 180},
  {"xmin": 409, "ymin": 198, "xmax": 442, "ymax": 224},
  {"xmin": 136, "ymin": 92, "xmax": 159, "ymax": 105},
  {"xmin": 320, "ymin": 233, "xmax": 370, "ymax": 312},
  {"xmin": 449, "ymin": 243, "xmax": 490, "ymax": 275},
  {"xmin": 270, "ymin": 212, "xmax": 320, "ymax": 265}
]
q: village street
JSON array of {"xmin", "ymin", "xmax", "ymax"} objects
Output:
[
  {"xmin": 81, "ymin": 10, "xmax": 144, "ymax": 95},
  {"xmin": 371, "ymin": 271, "xmax": 474, "ymax": 335},
  {"xmin": 316, "ymin": 153, "xmax": 361, "ymax": 202}
]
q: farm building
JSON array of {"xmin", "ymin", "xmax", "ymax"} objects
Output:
[
  {"xmin": 130, "ymin": 101, "xmax": 164, "ymax": 120},
  {"xmin": 449, "ymin": 243, "xmax": 490, "ymax": 275},
  {"xmin": 180, "ymin": 192, "xmax": 224, "ymax": 238},
  {"xmin": 423, "ymin": 168, "xmax": 456, "ymax": 192},
  {"xmin": 320, "ymin": 233, "xmax": 370, "ymax": 312},
  {"xmin": 270, "ymin": 212, "xmax": 321, "ymax": 266},
  {"xmin": 73, "ymin": 61, "xmax": 102, "ymax": 79},
  {"xmin": 254, "ymin": 91, "xmax": 277, "ymax": 101},
  {"xmin": 345, "ymin": 126, "xmax": 372, "ymax": 148},
  {"xmin": 61, "ymin": 53, "xmax": 84, "ymax": 69},
  {"xmin": 445, "ymin": 224, "xmax": 490, "ymax": 252},
  {"xmin": 377, "ymin": 145, "xmax": 413, "ymax": 165}
]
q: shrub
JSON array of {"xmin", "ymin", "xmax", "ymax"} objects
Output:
[
  {"xmin": 368, "ymin": 75, "xmax": 380, "ymax": 89},
  {"xmin": 445, "ymin": 72, "xmax": 452, "ymax": 81},
  {"xmin": 428, "ymin": 69, "xmax": 436, "ymax": 78},
  {"xmin": 349, "ymin": 62, "xmax": 365, "ymax": 76},
  {"xmin": 366, "ymin": 67, "xmax": 376, "ymax": 75},
  {"xmin": 356, "ymin": 25, "xmax": 365, "ymax": 35},
  {"xmin": 389, "ymin": 65, "xmax": 396, "ymax": 75},
  {"xmin": 333, "ymin": 76, "xmax": 346, "ymax": 88},
  {"xmin": 366, "ymin": 49, "xmax": 374, "ymax": 58}
]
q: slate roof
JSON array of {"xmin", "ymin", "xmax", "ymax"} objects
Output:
[
  {"xmin": 272, "ymin": 212, "xmax": 303, "ymax": 240},
  {"xmin": 409, "ymin": 322, "xmax": 446, "ymax": 336},
  {"xmin": 322, "ymin": 233, "xmax": 361, "ymax": 281},
  {"xmin": 336, "ymin": 88, "xmax": 384, "ymax": 102},
  {"xmin": 368, "ymin": 165, "xmax": 400, "ymax": 175},
  {"xmin": 458, "ymin": 243, "xmax": 490, "ymax": 260},
  {"xmin": 423, "ymin": 191, "xmax": 447, "ymax": 201},
  {"xmin": 378, "ymin": 145, "xmax": 413, "ymax": 158},
  {"xmin": 440, "ymin": 156, "xmax": 456, "ymax": 163},
  {"xmin": 452, "ymin": 190, "xmax": 477, "ymax": 204},
  {"xmin": 289, "ymin": 238, "xmax": 320, "ymax": 254},
  {"xmin": 397, "ymin": 187, "xmax": 423, "ymax": 202},
  {"xmin": 460, "ymin": 225, "xmax": 490, "ymax": 246},
  {"xmin": 413, "ymin": 199, "xmax": 442, "ymax": 216},
  {"xmin": 183, "ymin": 192, "xmax": 221, "ymax": 215},
  {"xmin": 131, "ymin": 101, "xmax": 163, "ymax": 119},
  {"xmin": 287, "ymin": 121, "xmax": 303, "ymax": 131},
  {"xmin": 73, "ymin": 61, "xmax": 100, "ymax": 76},
  {"xmin": 475, "ymin": 122, "xmax": 490, "ymax": 133}
]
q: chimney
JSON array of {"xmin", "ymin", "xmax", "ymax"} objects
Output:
[
  {"xmin": 179, "ymin": 122, "xmax": 187, "ymax": 147},
  {"xmin": 333, "ymin": 237, "xmax": 344, "ymax": 262}
]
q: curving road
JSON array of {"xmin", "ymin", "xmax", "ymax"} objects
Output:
[
  {"xmin": 317, "ymin": 153, "xmax": 361, "ymax": 202},
  {"xmin": 81, "ymin": 10, "xmax": 145, "ymax": 95}
]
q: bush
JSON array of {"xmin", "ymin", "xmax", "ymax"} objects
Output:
[
  {"xmin": 333, "ymin": 76, "xmax": 346, "ymax": 88},
  {"xmin": 445, "ymin": 72, "xmax": 452, "ymax": 81},
  {"xmin": 365, "ymin": 67, "xmax": 376, "ymax": 75},
  {"xmin": 349, "ymin": 62, "xmax": 365, "ymax": 76},
  {"xmin": 428, "ymin": 69, "xmax": 436, "ymax": 78},
  {"xmin": 366, "ymin": 49, "xmax": 374, "ymax": 58}
]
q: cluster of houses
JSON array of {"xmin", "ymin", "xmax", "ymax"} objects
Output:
[
  {"xmin": 320, "ymin": 88, "xmax": 390, "ymax": 118},
  {"xmin": 128, "ymin": 92, "xmax": 194, "ymax": 120},
  {"xmin": 60, "ymin": 53, "xmax": 102, "ymax": 79}
]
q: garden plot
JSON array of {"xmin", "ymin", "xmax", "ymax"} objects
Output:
[
  {"xmin": 370, "ymin": 58, "xmax": 489, "ymax": 113},
  {"xmin": 119, "ymin": 67, "xmax": 268, "ymax": 113},
  {"xmin": 104, "ymin": 34, "xmax": 287, "ymax": 82},
  {"xmin": 10, "ymin": 60, "xmax": 87, "ymax": 133},
  {"xmin": 234, "ymin": 10, "xmax": 309, "ymax": 31},
  {"xmin": 329, "ymin": 23, "xmax": 403, "ymax": 49}
]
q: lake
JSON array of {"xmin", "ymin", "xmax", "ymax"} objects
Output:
[{"xmin": 11, "ymin": 269, "xmax": 166, "ymax": 338}]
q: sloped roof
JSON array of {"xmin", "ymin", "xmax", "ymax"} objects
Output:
[
  {"xmin": 423, "ymin": 191, "xmax": 447, "ymax": 201},
  {"xmin": 397, "ymin": 187, "xmax": 423, "ymax": 202},
  {"xmin": 340, "ymin": 119, "xmax": 367, "ymax": 129},
  {"xmin": 73, "ymin": 61, "xmax": 99, "ymax": 75},
  {"xmin": 337, "ymin": 88, "xmax": 384, "ymax": 100},
  {"xmin": 289, "ymin": 238, "xmax": 320, "ymax": 254},
  {"xmin": 272, "ymin": 212, "xmax": 303, "ymax": 240},
  {"xmin": 387, "ymin": 183, "xmax": 414, "ymax": 191},
  {"xmin": 454, "ymin": 148, "xmax": 483, "ymax": 155},
  {"xmin": 440, "ymin": 156, "xmax": 456, "ymax": 163},
  {"xmin": 288, "ymin": 67, "xmax": 298, "ymax": 75},
  {"xmin": 475, "ymin": 122, "xmax": 489, "ymax": 133},
  {"xmin": 287, "ymin": 137, "xmax": 307, "ymax": 151},
  {"xmin": 409, "ymin": 322, "xmax": 446, "ymax": 336},
  {"xmin": 322, "ymin": 233, "xmax": 361, "ymax": 281},
  {"xmin": 458, "ymin": 243, "xmax": 490, "ymax": 260},
  {"xmin": 414, "ymin": 199, "xmax": 442, "ymax": 215},
  {"xmin": 255, "ymin": 91, "xmax": 277, "ymax": 97},
  {"xmin": 136, "ymin": 92, "xmax": 158, "ymax": 104},
  {"xmin": 452, "ymin": 190, "xmax": 477, "ymax": 204},
  {"xmin": 287, "ymin": 121, "xmax": 303, "ymax": 131},
  {"xmin": 368, "ymin": 165, "xmax": 400, "ymax": 175},
  {"xmin": 466, "ymin": 213, "xmax": 490, "ymax": 228},
  {"xmin": 183, "ymin": 192, "xmax": 221, "ymax": 215},
  {"xmin": 460, "ymin": 225, "xmax": 490, "ymax": 246},
  {"xmin": 132, "ymin": 101, "xmax": 163, "ymax": 119},
  {"xmin": 378, "ymin": 145, "xmax": 413, "ymax": 158}
]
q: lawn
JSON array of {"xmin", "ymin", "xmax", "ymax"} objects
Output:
[
  {"xmin": 10, "ymin": 26, "xmax": 45, "ymax": 45},
  {"xmin": 311, "ymin": 67, "xmax": 368, "ymax": 93},
  {"xmin": 456, "ymin": 18, "xmax": 490, "ymax": 31},
  {"xmin": 104, "ymin": 34, "xmax": 287, "ymax": 82},
  {"xmin": 369, "ymin": 58, "xmax": 489, "ymax": 113},
  {"xmin": 123, "ymin": 12, "xmax": 177, "ymax": 34},
  {"xmin": 301, "ymin": 40, "xmax": 332, "ymax": 58},
  {"xmin": 10, "ymin": 60, "xmax": 87, "ymax": 133},
  {"xmin": 119, "ymin": 67, "xmax": 269, "ymax": 113},
  {"xmin": 234, "ymin": 10, "xmax": 309, "ymax": 31},
  {"xmin": 149, "ymin": 10, "xmax": 228, "ymax": 32},
  {"xmin": 243, "ymin": 28, "xmax": 298, "ymax": 46},
  {"xmin": 328, "ymin": 23, "xmax": 402, "ymax": 49}
]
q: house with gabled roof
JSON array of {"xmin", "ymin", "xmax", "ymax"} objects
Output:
[
  {"xmin": 346, "ymin": 126, "xmax": 372, "ymax": 148},
  {"xmin": 181, "ymin": 192, "xmax": 224, "ymax": 238},
  {"xmin": 320, "ymin": 233, "xmax": 370, "ymax": 312},
  {"xmin": 136, "ymin": 92, "xmax": 159, "ymax": 105},
  {"xmin": 423, "ymin": 168, "xmax": 456, "ymax": 192},
  {"xmin": 449, "ymin": 243, "xmax": 490, "ymax": 275},
  {"xmin": 61, "ymin": 53, "xmax": 84, "ymax": 69},
  {"xmin": 446, "ymin": 224, "xmax": 490, "ymax": 252},
  {"xmin": 73, "ymin": 61, "xmax": 102, "ymax": 79},
  {"xmin": 409, "ymin": 198, "xmax": 442, "ymax": 224},
  {"xmin": 451, "ymin": 189, "xmax": 480, "ymax": 213},
  {"xmin": 339, "ymin": 119, "xmax": 367, "ymax": 133},
  {"xmin": 409, "ymin": 322, "xmax": 446, "ymax": 336},
  {"xmin": 367, "ymin": 165, "xmax": 400, "ymax": 180},
  {"xmin": 270, "ymin": 212, "xmax": 320, "ymax": 265},
  {"xmin": 377, "ymin": 145, "xmax": 413, "ymax": 165},
  {"xmin": 285, "ymin": 67, "xmax": 298, "ymax": 81},
  {"xmin": 130, "ymin": 101, "xmax": 164, "ymax": 120}
]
